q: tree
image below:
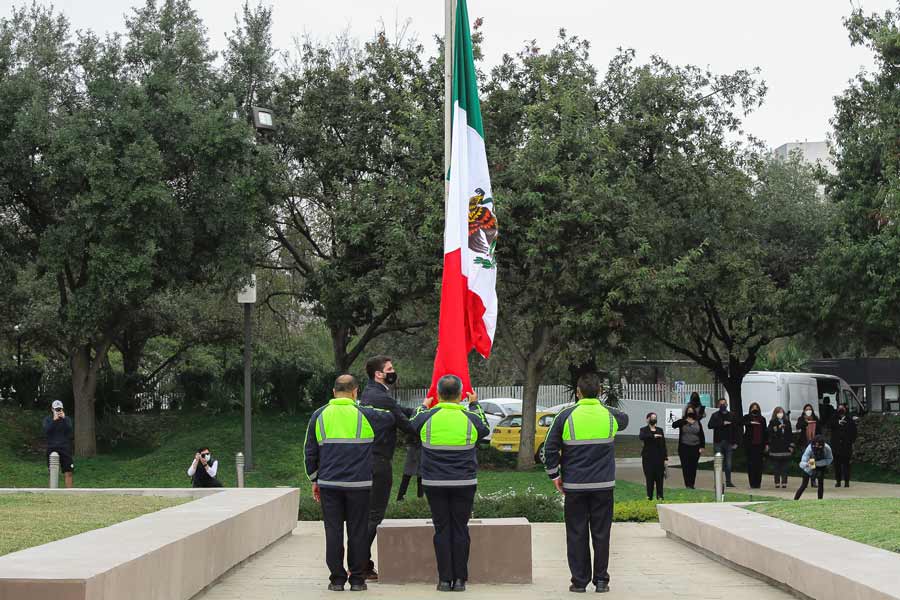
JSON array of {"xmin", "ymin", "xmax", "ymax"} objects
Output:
[
  {"xmin": 601, "ymin": 52, "xmax": 825, "ymax": 414},
  {"xmin": 263, "ymin": 32, "xmax": 444, "ymax": 372},
  {"xmin": 482, "ymin": 33, "xmax": 624, "ymax": 469},
  {"xmin": 806, "ymin": 4, "xmax": 900, "ymax": 356},
  {"xmin": 0, "ymin": 1, "xmax": 269, "ymax": 455}
]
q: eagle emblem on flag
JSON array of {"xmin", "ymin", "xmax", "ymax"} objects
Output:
[{"xmin": 467, "ymin": 188, "xmax": 498, "ymax": 268}]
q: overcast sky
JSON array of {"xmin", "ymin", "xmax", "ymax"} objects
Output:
[{"xmin": 3, "ymin": 0, "xmax": 895, "ymax": 148}]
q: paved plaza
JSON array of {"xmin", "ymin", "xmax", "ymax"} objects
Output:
[{"xmin": 196, "ymin": 522, "xmax": 794, "ymax": 600}]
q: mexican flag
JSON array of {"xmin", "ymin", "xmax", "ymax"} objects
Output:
[{"xmin": 428, "ymin": 0, "xmax": 498, "ymax": 403}]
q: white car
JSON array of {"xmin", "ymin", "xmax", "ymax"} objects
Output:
[{"xmin": 479, "ymin": 398, "xmax": 549, "ymax": 440}]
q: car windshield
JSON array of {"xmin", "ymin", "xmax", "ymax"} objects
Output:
[{"xmin": 498, "ymin": 415, "xmax": 523, "ymax": 428}]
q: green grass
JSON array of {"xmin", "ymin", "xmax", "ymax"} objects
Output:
[
  {"xmin": 1, "ymin": 407, "xmax": 768, "ymax": 523},
  {"xmin": 0, "ymin": 493, "xmax": 189, "ymax": 556},
  {"xmin": 748, "ymin": 499, "xmax": 900, "ymax": 553}
]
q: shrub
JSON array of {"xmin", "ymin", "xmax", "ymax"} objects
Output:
[
  {"xmin": 297, "ymin": 486, "xmax": 663, "ymax": 523},
  {"xmin": 854, "ymin": 414, "xmax": 900, "ymax": 474},
  {"xmin": 476, "ymin": 445, "xmax": 519, "ymax": 470}
]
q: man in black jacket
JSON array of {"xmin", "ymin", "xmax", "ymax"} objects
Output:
[
  {"xmin": 43, "ymin": 400, "xmax": 74, "ymax": 488},
  {"xmin": 359, "ymin": 355, "xmax": 416, "ymax": 581},
  {"xmin": 706, "ymin": 398, "xmax": 739, "ymax": 488}
]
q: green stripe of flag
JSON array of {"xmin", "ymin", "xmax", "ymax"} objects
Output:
[{"xmin": 451, "ymin": 0, "xmax": 484, "ymax": 137}]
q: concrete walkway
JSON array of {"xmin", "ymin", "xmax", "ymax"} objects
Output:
[
  {"xmin": 617, "ymin": 464, "xmax": 900, "ymax": 500},
  {"xmin": 195, "ymin": 522, "xmax": 794, "ymax": 600}
]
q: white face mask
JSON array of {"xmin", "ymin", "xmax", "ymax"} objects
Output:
[
  {"xmin": 201, "ymin": 454, "xmax": 210, "ymax": 461},
  {"xmin": 775, "ymin": 413, "xmax": 784, "ymax": 420},
  {"xmin": 805, "ymin": 410, "xmax": 813, "ymax": 417}
]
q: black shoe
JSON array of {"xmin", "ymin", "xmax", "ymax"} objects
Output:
[
  {"xmin": 726, "ymin": 482, "xmax": 735, "ymax": 488},
  {"xmin": 350, "ymin": 583, "xmax": 367, "ymax": 592},
  {"xmin": 396, "ymin": 496, "xmax": 405, "ymax": 502},
  {"xmin": 437, "ymin": 581, "xmax": 453, "ymax": 592},
  {"xmin": 595, "ymin": 581, "xmax": 610, "ymax": 593},
  {"xmin": 365, "ymin": 570, "xmax": 378, "ymax": 582},
  {"xmin": 452, "ymin": 579, "xmax": 466, "ymax": 592},
  {"xmin": 844, "ymin": 482, "xmax": 850, "ymax": 488},
  {"xmin": 569, "ymin": 585, "xmax": 586, "ymax": 593},
  {"xmin": 328, "ymin": 583, "xmax": 345, "ymax": 592},
  {"xmin": 835, "ymin": 481, "xmax": 842, "ymax": 487}
]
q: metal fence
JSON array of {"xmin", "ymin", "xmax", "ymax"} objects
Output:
[{"xmin": 395, "ymin": 382, "xmax": 719, "ymax": 410}]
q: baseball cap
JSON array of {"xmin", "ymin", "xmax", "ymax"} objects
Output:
[{"xmin": 51, "ymin": 400, "xmax": 64, "ymax": 410}]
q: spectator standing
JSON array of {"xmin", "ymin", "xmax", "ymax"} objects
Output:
[
  {"xmin": 795, "ymin": 404, "xmax": 820, "ymax": 446},
  {"xmin": 686, "ymin": 391, "xmax": 707, "ymax": 420},
  {"xmin": 767, "ymin": 407, "xmax": 794, "ymax": 488},
  {"xmin": 742, "ymin": 402, "xmax": 768, "ymax": 489},
  {"xmin": 830, "ymin": 405, "xmax": 857, "ymax": 488},
  {"xmin": 794, "ymin": 435, "xmax": 833, "ymax": 500},
  {"xmin": 638, "ymin": 412, "xmax": 667, "ymax": 501},
  {"xmin": 187, "ymin": 447, "xmax": 223, "ymax": 488},
  {"xmin": 671, "ymin": 406, "xmax": 705, "ymax": 489},
  {"xmin": 396, "ymin": 408, "xmax": 423, "ymax": 501},
  {"xmin": 543, "ymin": 373, "xmax": 630, "ymax": 594},
  {"xmin": 819, "ymin": 397, "xmax": 835, "ymax": 433},
  {"xmin": 358, "ymin": 355, "xmax": 416, "ymax": 581},
  {"xmin": 706, "ymin": 398, "xmax": 739, "ymax": 488},
  {"xmin": 43, "ymin": 400, "xmax": 74, "ymax": 488}
]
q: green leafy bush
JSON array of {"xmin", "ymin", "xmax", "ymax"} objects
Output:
[
  {"xmin": 853, "ymin": 414, "xmax": 900, "ymax": 474},
  {"xmin": 476, "ymin": 445, "xmax": 519, "ymax": 470},
  {"xmin": 298, "ymin": 486, "xmax": 663, "ymax": 523}
]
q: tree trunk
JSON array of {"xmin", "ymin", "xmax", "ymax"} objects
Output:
[
  {"xmin": 515, "ymin": 324, "xmax": 553, "ymax": 471},
  {"xmin": 330, "ymin": 324, "xmax": 351, "ymax": 373},
  {"xmin": 516, "ymin": 361, "xmax": 543, "ymax": 470},
  {"xmin": 71, "ymin": 339, "xmax": 113, "ymax": 458},
  {"xmin": 722, "ymin": 377, "xmax": 744, "ymax": 417}
]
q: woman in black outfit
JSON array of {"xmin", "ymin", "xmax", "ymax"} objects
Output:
[
  {"xmin": 830, "ymin": 404, "xmax": 857, "ymax": 488},
  {"xmin": 639, "ymin": 412, "xmax": 668, "ymax": 500},
  {"xmin": 671, "ymin": 406, "xmax": 705, "ymax": 489},
  {"xmin": 796, "ymin": 403, "xmax": 820, "ymax": 446},
  {"xmin": 767, "ymin": 406, "xmax": 794, "ymax": 488},
  {"xmin": 742, "ymin": 402, "xmax": 768, "ymax": 489}
]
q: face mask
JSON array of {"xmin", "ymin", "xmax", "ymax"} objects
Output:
[
  {"xmin": 201, "ymin": 454, "xmax": 210, "ymax": 461},
  {"xmin": 719, "ymin": 405, "xmax": 727, "ymax": 412},
  {"xmin": 686, "ymin": 412, "xmax": 695, "ymax": 418},
  {"xmin": 838, "ymin": 407, "xmax": 846, "ymax": 414},
  {"xmin": 805, "ymin": 410, "xmax": 813, "ymax": 417},
  {"xmin": 384, "ymin": 372, "xmax": 398, "ymax": 386},
  {"xmin": 648, "ymin": 418, "xmax": 657, "ymax": 425},
  {"xmin": 775, "ymin": 413, "xmax": 784, "ymax": 420},
  {"xmin": 751, "ymin": 409, "xmax": 760, "ymax": 415}
]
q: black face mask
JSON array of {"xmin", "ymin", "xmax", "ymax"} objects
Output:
[
  {"xmin": 384, "ymin": 372, "xmax": 398, "ymax": 386},
  {"xmin": 648, "ymin": 418, "xmax": 657, "ymax": 425},
  {"xmin": 751, "ymin": 409, "xmax": 760, "ymax": 416},
  {"xmin": 719, "ymin": 404, "xmax": 727, "ymax": 412}
]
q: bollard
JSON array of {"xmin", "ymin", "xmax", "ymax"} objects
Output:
[
  {"xmin": 49, "ymin": 451, "xmax": 60, "ymax": 489},
  {"xmin": 713, "ymin": 452, "xmax": 724, "ymax": 502},
  {"xmin": 236, "ymin": 452, "xmax": 245, "ymax": 488}
]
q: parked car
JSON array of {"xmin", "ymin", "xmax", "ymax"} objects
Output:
[
  {"xmin": 479, "ymin": 398, "xmax": 547, "ymax": 440},
  {"xmin": 490, "ymin": 411, "xmax": 557, "ymax": 462}
]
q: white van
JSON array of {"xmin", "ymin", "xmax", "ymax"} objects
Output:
[{"xmin": 740, "ymin": 371, "xmax": 865, "ymax": 421}]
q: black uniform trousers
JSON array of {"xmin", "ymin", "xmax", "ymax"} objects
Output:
[
  {"xmin": 424, "ymin": 485, "xmax": 476, "ymax": 583},
  {"xmin": 770, "ymin": 456, "xmax": 791, "ymax": 485},
  {"xmin": 564, "ymin": 489, "xmax": 614, "ymax": 588},
  {"xmin": 321, "ymin": 487, "xmax": 371, "ymax": 586},
  {"xmin": 834, "ymin": 452, "xmax": 852, "ymax": 485},
  {"xmin": 642, "ymin": 457, "xmax": 665, "ymax": 500},
  {"xmin": 746, "ymin": 445, "xmax": 765, "ymax": 489},
  {"xmin": 366, "ymin": 455, "xmax": 393, "ymax": 571}
]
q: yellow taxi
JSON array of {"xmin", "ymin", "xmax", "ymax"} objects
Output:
[{"xmin": 490, "ymin": 411, "xmax": 557, "ymax": 462}]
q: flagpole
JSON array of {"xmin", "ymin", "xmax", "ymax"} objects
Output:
[{"xmin": 444, "ymin": 0, "xmax": 456, "ymax": 202}]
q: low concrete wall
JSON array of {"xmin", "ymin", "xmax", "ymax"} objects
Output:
[
  {"xmin": 0, "ymin": 487, "xmax": 299, "ymax": 600},
  {"xmin": 658, "ymin": 503, "xmax": 900, "ymax": 600},
  {"xmin": 376, "ymin": 518, "xmax": 533, "ymax": 584}
]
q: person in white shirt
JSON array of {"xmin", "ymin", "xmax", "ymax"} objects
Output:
[{"xmin": 187, "ymin": 447, "xmax": 223, "ymax": 488}]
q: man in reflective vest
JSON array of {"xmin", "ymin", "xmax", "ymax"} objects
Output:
[
  {"xmin": 304, "ymin": 374, "xmax": 396, "ymax": 592},
  {"xmin": 543, "ymin": 373, "xmax": 629, "ymax": 594},
  {"xmin": 410, "ymin": 375, "xmax": 491, "ymax": 592}
]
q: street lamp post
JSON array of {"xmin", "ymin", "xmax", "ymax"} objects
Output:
[{"xmin": 237, "ymin": 274, "xmax": 257, "ymax": 470}]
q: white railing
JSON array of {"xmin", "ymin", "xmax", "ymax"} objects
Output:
[{"xmin": 394, "ymin": 382, "xmax": 719, "ymax": 410}]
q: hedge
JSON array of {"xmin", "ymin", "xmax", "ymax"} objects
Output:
[
  {"xmin": 298, "ymin": 487, "xmax": 660, "ymax": 523},
  {"xmin": 853, "ymin": 414, "xmax": 900, "ymax": 474}
]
